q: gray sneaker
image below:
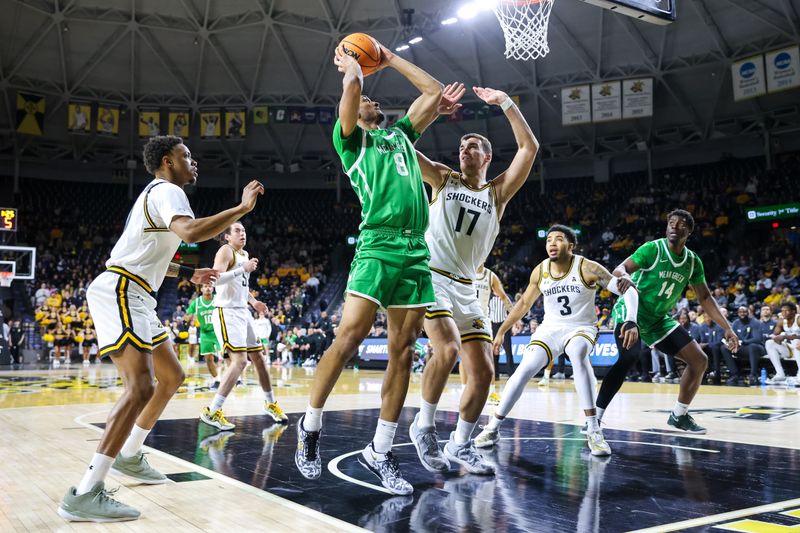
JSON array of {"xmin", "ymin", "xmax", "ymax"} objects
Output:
[
  {"xmin": 443, "ymin": 432, "xmax": 495, "ymax": 475},
  {"xmin": 57, "ymin": 481, "xmax": 140, "ymax": 522},
  {"xmin": 357, "ymin": 444, "xmax": 413, "ymax": 495},
  {"xmin": 111, "ymin": 452, "xmax": 167, "ymax": 484},
  {"xmin": 295, "ymin": 415, "xmax": 322, "ymax": 480},
  {"xmin": 409, "ymin": 413, "xmax": 450, "ymax": 472}
]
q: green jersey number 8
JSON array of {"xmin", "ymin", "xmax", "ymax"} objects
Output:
[
  {"xmin": 657, "ymin": 280, "xmax": 675, "ymax": 299},
  {"xmin": 393, "ymin": 153, "xmax": 409, "ymax": 176}
]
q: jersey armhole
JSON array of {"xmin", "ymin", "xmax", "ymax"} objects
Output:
[{"xmin": 638, "ymin": 241, "xmax": 661, "ymax": 272}]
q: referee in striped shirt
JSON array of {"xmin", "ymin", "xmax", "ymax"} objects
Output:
[{"xmin": 489, "ymin": 295, "xmax": 515, "ymax": 377}]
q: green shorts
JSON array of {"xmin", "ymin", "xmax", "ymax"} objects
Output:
[
  {"xmin": 346, "ymin": 227, "xmax": 435, "ymax": 309},
  {"xmin": 199, "ymin": 332, "xmax": 219, "ymax": 355},
  {"xmin": 639, "ymin": 314, "xmax": 681, "ymax": 347}
]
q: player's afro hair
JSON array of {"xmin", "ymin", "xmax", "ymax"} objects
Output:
[
  {"xmin": 667, "ymin": 209, "xmax": 695, "ymax": 232},
  {"xmin": 142, "ymin": 135, "xmax": 183, "ymax": 175}
]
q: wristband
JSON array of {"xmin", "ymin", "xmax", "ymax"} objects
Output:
[{"xmin": 500, "ymin": 98, "xmax": 515, "ymax": 111}]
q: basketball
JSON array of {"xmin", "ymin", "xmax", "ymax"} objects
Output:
[{"xmin": 338, "ymin": 33, "xmax": 381, "ymax": 76}]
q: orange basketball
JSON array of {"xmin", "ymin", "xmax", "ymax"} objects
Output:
[{"xmin": 338, "ymin": 33, "xmax": 382, "ymax": 76}]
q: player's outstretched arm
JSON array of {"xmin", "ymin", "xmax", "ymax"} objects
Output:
[
  {"xmin": 414, "ymin": 150, "xmax": 450, "ymax": 189},
  {"xmin": 490, "ymin": 272, "xmax": 514, "ymax": 312},
  {"xmin": 334, "ymin": 50, "xmax": 363, "ymax": 138},
  {"xmin": 583, "ymin": 259, "xmax": 640, "ymax": 348},
  {"xmin": 170, "ymin": 180, "xmax": 264, "ymax": 243},
  {"xmin": 166, "ymin": 262, "xmax": 219, "ymax": 285},
  {"xmin": 493, "ymin": 265, "xmax": 542, "ymax": 354},
  {"xmin": 380, "ymin": 45, "xmax": 442, "ymax": 133},
  {"xmin": 474, "ymin": 87, "xmax": 539, "ymax": 210},
  {"xmin": 694, "ymin": 282, "xmax": 740, "ymax": 353}
]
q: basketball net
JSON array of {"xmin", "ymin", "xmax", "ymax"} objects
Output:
[
  {"xmin": 0, "ymin": 272, "xmax": 12, "ymax": 288},
  {"xmin": 494, "ymin": 0, "xmax": 555, "ymax": 61}
]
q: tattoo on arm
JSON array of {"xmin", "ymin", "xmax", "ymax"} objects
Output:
[
  {"xmin": 586, "ymin": 261, "xmax": 613, "ymax": 289},
  {"xmin": 166, "ymin": 262, "xmax": 179, "ymax": 278}
]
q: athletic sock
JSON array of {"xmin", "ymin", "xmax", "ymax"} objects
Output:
[
  {"xmin": 372, "ymin": 419, "xmax": 398, "ymax": 454},
  {"xmin": 209, "ymin": 394, "xmax": 226, "ymax": 412},
  {"xmin": 672, "ymin": 401, "xmax": 689, "ymax": 417},
  {"xmin": 543, "ymin": 368, "xmax": 552, "ymax": 380},
  {"xmin": 418, "ymin": 398, "xmax": 438, "ymax": 429},
  {"xmin": 586, "ymin": 415, "xmax": 599, "ymax": 433},
  {"xmin": 119, "ymin": 424, "xmax": 150, "ymax": 458},
  {"xmin": 303, "ymin": 405, "xmax": 323, "ymax": 431},
  {"xmin": 596, "ymin": 407, "xmax": 605, "ymax": 423},
  {"xmin": 453, "ymin": 417, "xmax": 476, "ymax": 445},
  {"xmin": 486, "ymin": 415, "xmax": 504, "ymax": 431},
  {"xmin": 264, "ymin": 390, "xmax": 275, "ymax": 404},
  {"xmin": 76, "ymin": 453, "xmax": 114, "ymax": 495}
]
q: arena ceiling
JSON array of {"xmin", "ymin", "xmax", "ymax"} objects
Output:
[{"xmin": 0, "ymin": 0, "xmax": 799, "ymax": 181}]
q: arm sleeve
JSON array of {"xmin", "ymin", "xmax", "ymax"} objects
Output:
[
  {"xmin": 393, "ymin": 115, "xmax": 422, "ymax": 143},
  {"xmin": 689, "ymin": 254, "xmax": 707, "ymax": 285},
  {"xmin": 629, "ymin": 240, "xmax": 659, "ymax": 270},
  {"xmin": 607, "ymin": 277, "xmax": 639, "ymax": 323},
  {"xmin": 216, "ymin": 266, "xmax": 244, "ymax": 286},
  {"xmin": 150, "ymin": 183, "xmax": 195, "ymax": 228}
]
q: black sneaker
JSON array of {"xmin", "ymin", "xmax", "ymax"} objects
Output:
[
  {"xmin": 667, "ymin": 413, "xmax": 706, "ymax": 434},
  {"xmin": 295, "ymin": 415, "xmax": 322, "ymax": 479}
]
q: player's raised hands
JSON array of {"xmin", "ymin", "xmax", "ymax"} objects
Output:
[
  {"xmin": 334, "ymin": 48, "xmax": 360, "ymax": 74},
  {"xmin": 191, "ymin": 268, "xmax": 218, "ymax": 285},
  {"xmin": 375, "ymin": 42, "xmax": 395, "ymax": 70},
  {"xmin": 437, "ymin": 82, "xmax": 466, "ymax": 115},
  {"xmin": 240, "ymin": 180, "xmax": 264, "ymax": 213},
  {"xmin": 243, "ymin": 258, "xmax": 259, "ymax": 273},
  {"xmin": 473, "ymin": 86, "xmax": 510, "ymax": 106}
]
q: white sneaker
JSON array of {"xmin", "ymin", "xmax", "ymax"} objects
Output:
[
  {"xmin": 766, "ymin": 375, "xmax": 786, "ymax": 385},
  {"xmin": 552, "ymin": 372, "xmax": 565, "ymax": 380},
  {"xmin": 473, "ymin": 426, "xmax": 500, "ymax": 449},
  {"xmin": 443, "ymin": 433, "xmax": 495, "ymax": 474},
  {"xmin": 586, "ymin": 429, "xmax": 612, "ymax": 456}
]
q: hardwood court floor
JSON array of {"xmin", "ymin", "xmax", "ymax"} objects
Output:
[{"xmin": 1, "ymin": 363, "xmax": 798, "ymax": 532}]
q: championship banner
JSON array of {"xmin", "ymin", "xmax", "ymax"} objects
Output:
[
  {"xmin": 561, "ymin": 85, "xmax": 591, "ymax": 126},
  {"xmin": 317, "ymin": 106, "xmax": 334, "ymax": 125},
  {"xmin": 138, "ymin": 108, "xmax": 161, "ymax": 138},
  {"xmin": 224, "ymin": 109, "xmax": 246, "ymax": 138},
  {"xmin": 16, "ymin": 92, "xmax": 45, "ymax": 136},
  {"xmin": 96, "ymin": 104, "xmax": 120, "ymax": 136},
  {"xmin": 252, "ymin": 106, "xmax": 269, "ymax": 125},
  {"xmin": 591, "ymin": 81, "xmax": 622, "ymax": 123},
  {"xmin": 168, "ymin": 110, "xmax": 189, "ymax": 137},
  {"xmin": 766, "ymin": 45, "xmax": 800, "ymax": 94},
  {"xmin": 200, "ymin": 110, "xmax": 221, "ymax": 139},
  {"xmin": 67, "ymin": 102, "xmax": 91, "ymax": 134},
  {"xmin": 622, "ymin": 78, "xmax": 653, "ymax": 119},
  {"xmin": 732, "ymin": 55, "xmax": 766, "ymax": 101}
]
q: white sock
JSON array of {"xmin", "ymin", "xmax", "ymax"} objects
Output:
[
  {"xmin": 491, "ymin": 384, "xmax": 497, "ymax": 393},
  {"xmin": 372, "ymin": 419, "xmax": 398, "ymax": 454},
  {"xmin": 586, "ymin": 415, "xmax": 599, "ymax": 432},
  {"xmin": 264, "ymin": 390, "xmax": 274, "ymax": 404},
  {"xmin": 303, "ymin": 405, "xmax": 323, "ymax": 431},
  {"xmin": 543, "ymin": 368, "xmax": 551, "ymax": 379},
  {"xmin": 673, "ymin": 401, "xmax": 689, "ymax": 417},
  {"xmin": 596, "ymin": 407, "xmax": 605, "ymax": 423},
  {"xmin": 487, "ymin": 414, "xmax": 504, "ymax": 431},
  {"xmin": 418, "ymin": 398, "xmax": 438, "ymax": 429},
  {"xmin": 76, "ymin": 453, "xmax": 114, "ymax": 495},
  {"xmin": 209, "ymin": 394, "xmax": 226, "ymax": 412},
  {"xmin": 119, "ymin": 424, "xmax": 150, "ymax": 458},
  {"xmin": 453, "ymin": 417, "xmax": 476, "ymax": 445}
]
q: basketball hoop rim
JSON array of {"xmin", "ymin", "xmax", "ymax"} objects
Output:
[
  {"xmin": 0, "ymin": 272, "xmax": 12, "ymax": 287},
  {"xmin": 497, "ymin": 0, "xmax": 544, "ymax": 5}
]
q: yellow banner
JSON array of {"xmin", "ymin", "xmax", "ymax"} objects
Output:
[
  {"xmin": 96, "ymin": 105, "xmax": 119, "ymax": 136},
  {"xmin": 225, "ymin": 110, "xmax": 246, "ymax": 138},
  {"xmin": 169, "ymin": 111, "xmax": 190, "ymax": 137},
  {"xmin": 16, "ymin": 92, "xmax": 45, "ymax": 136},
  {"xmin": 200, "ymin": 110, "xmax": 221, "ymax": 139},
  {"xmin": 139, "ymin": 109, "xmax": 161, "ymax": 137},
  {"xmin": 67, "ymin": 102, "xmax": 91, "ymax": 133}
]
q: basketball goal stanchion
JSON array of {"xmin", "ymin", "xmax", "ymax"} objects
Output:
[{"xmin": 493, "ymin": 0, "xmax": 556, "ymax": 61}]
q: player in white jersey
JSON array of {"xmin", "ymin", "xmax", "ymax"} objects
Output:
[
  {"xmin": 59, "ymin": 135, "xmax": 264, "ymax": 523},
  {"xmin": 474, "ymin": 226, "xmax": 640, "ymax": 456},
  {"xmin": 765, "ymin": 302, "xmax": 800, "ymax": 384},
  {"xmin": 409, "ymin": 86, "xmax": 538, "ymax": 475},
  {"xmin": 472, "ymin": 264, "xmax": 513, "ymax": 404},
  {"xmin": 200, "ymin": 222, "xmax": 288, "ymax": 430}
]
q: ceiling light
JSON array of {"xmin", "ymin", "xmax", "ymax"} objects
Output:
[
  {"xmin": 409, "ymin": 37, "xmax": 423, "ymax": 44},
  {"xmin": 395, "ymin": 44, "xmax": 410, "ymax": 51},
  {"xmin": 441, "ymin": 17, "xmax": 458, "ymax": 25},
  {"xmin": 457, "ymin": 2, "xmax": 480, "ymax": 19},
  {"xmin": 479, "ymin": 0, "xmax": 498, "ymax": 11}
]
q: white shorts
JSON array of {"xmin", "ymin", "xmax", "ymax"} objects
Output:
[
  {"xmin": 525, "ymin": 323, "xmax": 598, "ymax": 364},
  {"xmin": 87, "ymin": 269, "xmax": 169, "ymax": 358},
  {"xmin": 426, "ymin": 271, "xmax": 492, "ymax": 343},
  {"xmin": 212, "ymin": 307, "xmax": 261, "ymax": 353},
  {"xmin": 766, "ymin": 339, "xmax": 798, "ymax": 359}
]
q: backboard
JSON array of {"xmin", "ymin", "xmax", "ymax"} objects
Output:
[
  {"xmin": 0, "ymin": 246, "xmax": 36, "ymax": 280},
  {"xmin": 577, "ymin": 0, "xmax": 676, "ymax": 25}
]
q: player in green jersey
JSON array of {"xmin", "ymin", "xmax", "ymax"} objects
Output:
[
  {"xmin": 596, "ymin": 209, "xmax": 740, "ymax": 434},
  {"xmin": 295, "ymin": 38, "xmax": 444, "ymax": 495},
  {"xmin": 184, "ymin": 283, "xmax": 220, "ymax": 388}
]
